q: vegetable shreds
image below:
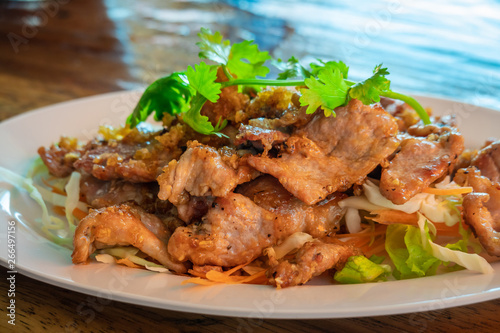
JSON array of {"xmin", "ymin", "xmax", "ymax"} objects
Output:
[{"xmin": 423, "ymin": 187, "xmax": 473, "ymax": 195}]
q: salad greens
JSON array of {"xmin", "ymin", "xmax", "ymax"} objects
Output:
[
  {"xmin": 127, "ymin": 28, "xmax": 431, "ymax": 134},
  {"xmin": 334, "ymin": 255, "xmax": 391, "ymax": 284}
]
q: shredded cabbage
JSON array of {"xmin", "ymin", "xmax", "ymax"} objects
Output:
[
  {"xmin": 416, "ymin": 214, "xmax": 493, "ymax": 274},
  {"xmin": 0, "ymin": 165, "xmax": 72, "ymax": 246},
  {"xmin": 345, "ymin": 207, "xmax": 362, "ymax": 233},
  {"xmin": 268, "ymin": 232, "xmax": 313, "ymax": 259},
  {"xmin": 339, "ymin": 179, "xmax": 461, "ymax": 226},
  {"xmin": 97, "ymin": 247, "xmax": 170, "ymax": 273},
  {"xmin": 64, "ymin": 171, "xmax": 83, "ymax": 231}
]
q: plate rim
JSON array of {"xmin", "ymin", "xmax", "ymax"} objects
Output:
[{"xmin": 1, "ymin": 90, "xmax": 500, "ymax": 319}]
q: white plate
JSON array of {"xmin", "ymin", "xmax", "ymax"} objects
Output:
[{"xmin": 1, "ymin": 91, "xmax": 500, "ymax": 319}]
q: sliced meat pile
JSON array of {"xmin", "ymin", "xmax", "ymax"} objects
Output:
[
  {"xmin": 247, "ymin": 99, "xmax": 400, "ymax": 205},
  {"xmin": 471, "ymin": 141, "xmax": 500, "ymax": 183},
  {"xmin": 234, "ymin": 124, "xmax": 290, "ymax": 155},
  {"xmin": 237, "ymin": 175, "xmax": 346, "ymax": 241},
  {"xmin": 40, "ymin": 127, "xmax": 185, "ymax": 183},
  {"xmin": 268, "ymin": 240, "xmax": 361, "ymax": 288},
  {"xmin": 157, "ymin": 141, "xmax": 259, "ymax": 205},
  {"xmin": 168, "ymin": 192, "xmax": 276, "ymax": 267},
  {"xmin": 79, "ymin": 174, "xmax": 170, "ymax": 214},
  {"xmin": 72, "ymin": 203, "xmax": 187, "ymax": 273},
  {"xmin": 38, "ymin": 136, "xmax": 84, "ymax": 177},
  {"xmin": 74, "ymin": 134, "xmax": 180, "ymax": 183},
  {"xmin": 454, "ymin": 167, "xmax": 500, "ymax": 256},
  {"xmin": 380, "ymin": 124, "xmax": 464, "ymax": 204}
]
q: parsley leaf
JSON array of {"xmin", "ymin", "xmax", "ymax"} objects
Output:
[
  {"xmin": 299, "ymin": 67, "xmax": 349, "ymax": 116},
  {"xmin": 127, "ymin": 72, "xmax": 194, "ymax": 128},
  {"xmin": 273, "ymin": 56, "xmax": 312, "ymax": 80},
  {"xmin": 348, "ymin": 64, "xmax": 390, "ymax": 104},
  {"xmin": 196, "ymin": 28, "xmax": 231, "ymax": 65},
  {"xmin": 186, "ymin": 62, "xmax": 221, "ymax": 103},
  {"xmin": 227, "ymin": 40, "xmax": 271, "ymax": 79}
]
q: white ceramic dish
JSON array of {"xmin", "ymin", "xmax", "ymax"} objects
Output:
[{"xmin": 1, "ymin": 91, "xmax": 499, "ymax": 319}]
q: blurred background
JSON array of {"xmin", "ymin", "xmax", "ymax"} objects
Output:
[{"xmin": 0, "ymin": 0, "xmax": 499, "ymax": 121}]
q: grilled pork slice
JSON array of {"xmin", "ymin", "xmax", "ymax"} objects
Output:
[
  {"xmin": 79, "ymin": 173, "xmax": 171, "ymax": 214},
  {"xmin": 157, "ymin": 141, "xmax": 258, "ymax": 205},
  {"xmin": 471, "ymin": 141, "xmax": 500, "ymax": 183},
  {"xmin": 38, "ymin": 136, "xmax": 83, "ymax": 177},
  {"xmin": 168, "ymin": 193, "xmax": 276, "ymax": 267},
  {"xmin": 74, "ymin": 132, "xmax": 182, "ymax": 183},
  {"xmin": 72, "ymin": 204, "xmax": 187, "ymax": 273},
  {"xmin": 247, "ymin": 99, "xmax": 400, "ymax": 205},
  {"xmin": 455, "ymin": 167, "xmax": 500, "ymax": 256},
  {"xmin": 380, "ymin": 125, "xmax": 464, "ymax": 204},
  {"xmin": 268, "ymin": 240, "xmax": 361, "ymax": 288},
  {"xmin": 234, "ymin": 124, "xmax": 290, "ymax": 155},
  {"xmin": 237, "ymin": 175, "xmax": 346, "ymax": 241}
]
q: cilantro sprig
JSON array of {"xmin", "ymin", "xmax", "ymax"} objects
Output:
[{"xmin": 126, "ymin": 28, "xmax": 431, "ymax": 134}]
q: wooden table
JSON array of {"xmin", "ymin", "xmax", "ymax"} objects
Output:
[{"xmin": 1, "ymin": 1, "xmax": 499, "ymax": 332}]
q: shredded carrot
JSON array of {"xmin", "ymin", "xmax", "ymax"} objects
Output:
[
  {"xmin": 51, "ymin": 206, "xmax": 88, "ymax": 220},
  {"xmin": 116, "ymin": 258, "xmax": 141, "ymax": 268},
  {"xmin": 336, "ymin": 229, "xmax": 387, "ymax": 239},
  {"xmin": 72, "ymin": 207, "xmax": 88, "ymax": 220},
  {"xmin": 183, "ymin": 268, "xmax": 267, "ymax": 286},
  {"xmin": 224, "ymin": 262, "xmax": 249, "ymax": 276},
  {"xmin": 362, "ymin": 240, "xmax": 387, "ymax": 257},
  {"xmin": 423, "ymin": 187, "xmax": 473, "ymax": 195},
  {"xmin": 53, "ymin": 205, "xmax": 65, "ymax": 216},
  {"xmin": 187, "ymin": 269, "xmax": 207, "ymax": 279},
  {"xmin": 368, "ymin": 210, "xmax": 419, "ymax": 225},
  {"xmin": 41, "ymin": 177, "xmax": 66, "ymax": 195}
]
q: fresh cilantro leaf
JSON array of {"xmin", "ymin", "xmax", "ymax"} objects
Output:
[
  {"xmin": 186, "ymin": 62, "xmax": 221, "ymax": 103},
  {"xmin": 182, "ymin": 94, "xmax": 216, "ymax": 135},
  {"xmin": 182, "ymin": 94, "xmax": 227, "ymax": 137},
  {"xmin": 349, "ymin": 64, "xmax": 390, "ymax": 104},
  {"xmin": 310, "ymin": 60, "xmax": 349, "ymax": 79},
  {"xmin": 196, "ymin": 28, "xmax": 231, "ymax": 65},
  {"xmin": 299, "ymin": 67, "xmax": 349, "ymax": 116},
  {"xmin": 127, "ymin": 72, "xmax": 194, "ymax": 128},
  {"xmin": 227, "ymin": 40, "xmax": 271, "ymax": 79},
  {"xmin": 273, "ymin": 56, "xmax": 312, "ymax": 80}
]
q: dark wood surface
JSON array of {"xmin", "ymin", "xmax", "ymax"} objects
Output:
[{"xmin": 1, "ymin": 1, "xmax": 499, "ymax": 332}]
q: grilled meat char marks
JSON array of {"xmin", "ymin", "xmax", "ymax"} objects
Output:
[
  {"xmin": 157, "ymin": 141, "xmax": 259, "ymax": 206},
  {"xmin": 74, "ymin": 137, "xmax": 179, "ymax": 183},
  {"xmin": 247, "ymin": 99, "xmax": 400, "ymax": 205},
  {"xmin": 168, "ymin": 193, "xmax": 276, "ymax": 267},
  {"xmin": 471, "ymin": 141, "xmax": 500, "ymax": 183},
  {"xmin": 380, "ymin": 124, "xmax": 464, "ymax": 205},
  {"xmin": 237, "ymin": 175, "xmax": 346, "ymax": 241},
  {"xmin": 38, "ymin": 136, "xmax": 83, "ymax": 177},
  {"xmin": 79, "ymin": 173, "xmax": 171, "ymax": 214},
  {"xmin": 72, "ymin": 203, "xmax": 187, "ymax": 273},
  {"xmin": 455, "ymin": 167, "xmax": 500, "ymax": 256},
  {"xmin": 234, "ymin": 124, "xmax": 290, "ymax": 156},
  {"xmin": 268, "ymin": 240, "xmax": 361, "ymax": 288}
]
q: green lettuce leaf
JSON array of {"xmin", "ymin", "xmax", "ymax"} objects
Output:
[
  {"xmin": 385, "ymin": 224, "xmax": 441, "ymax": 279},
  {"xmin": 334, "ymin": 255, "xmax": 391, "ymax": 284}
]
